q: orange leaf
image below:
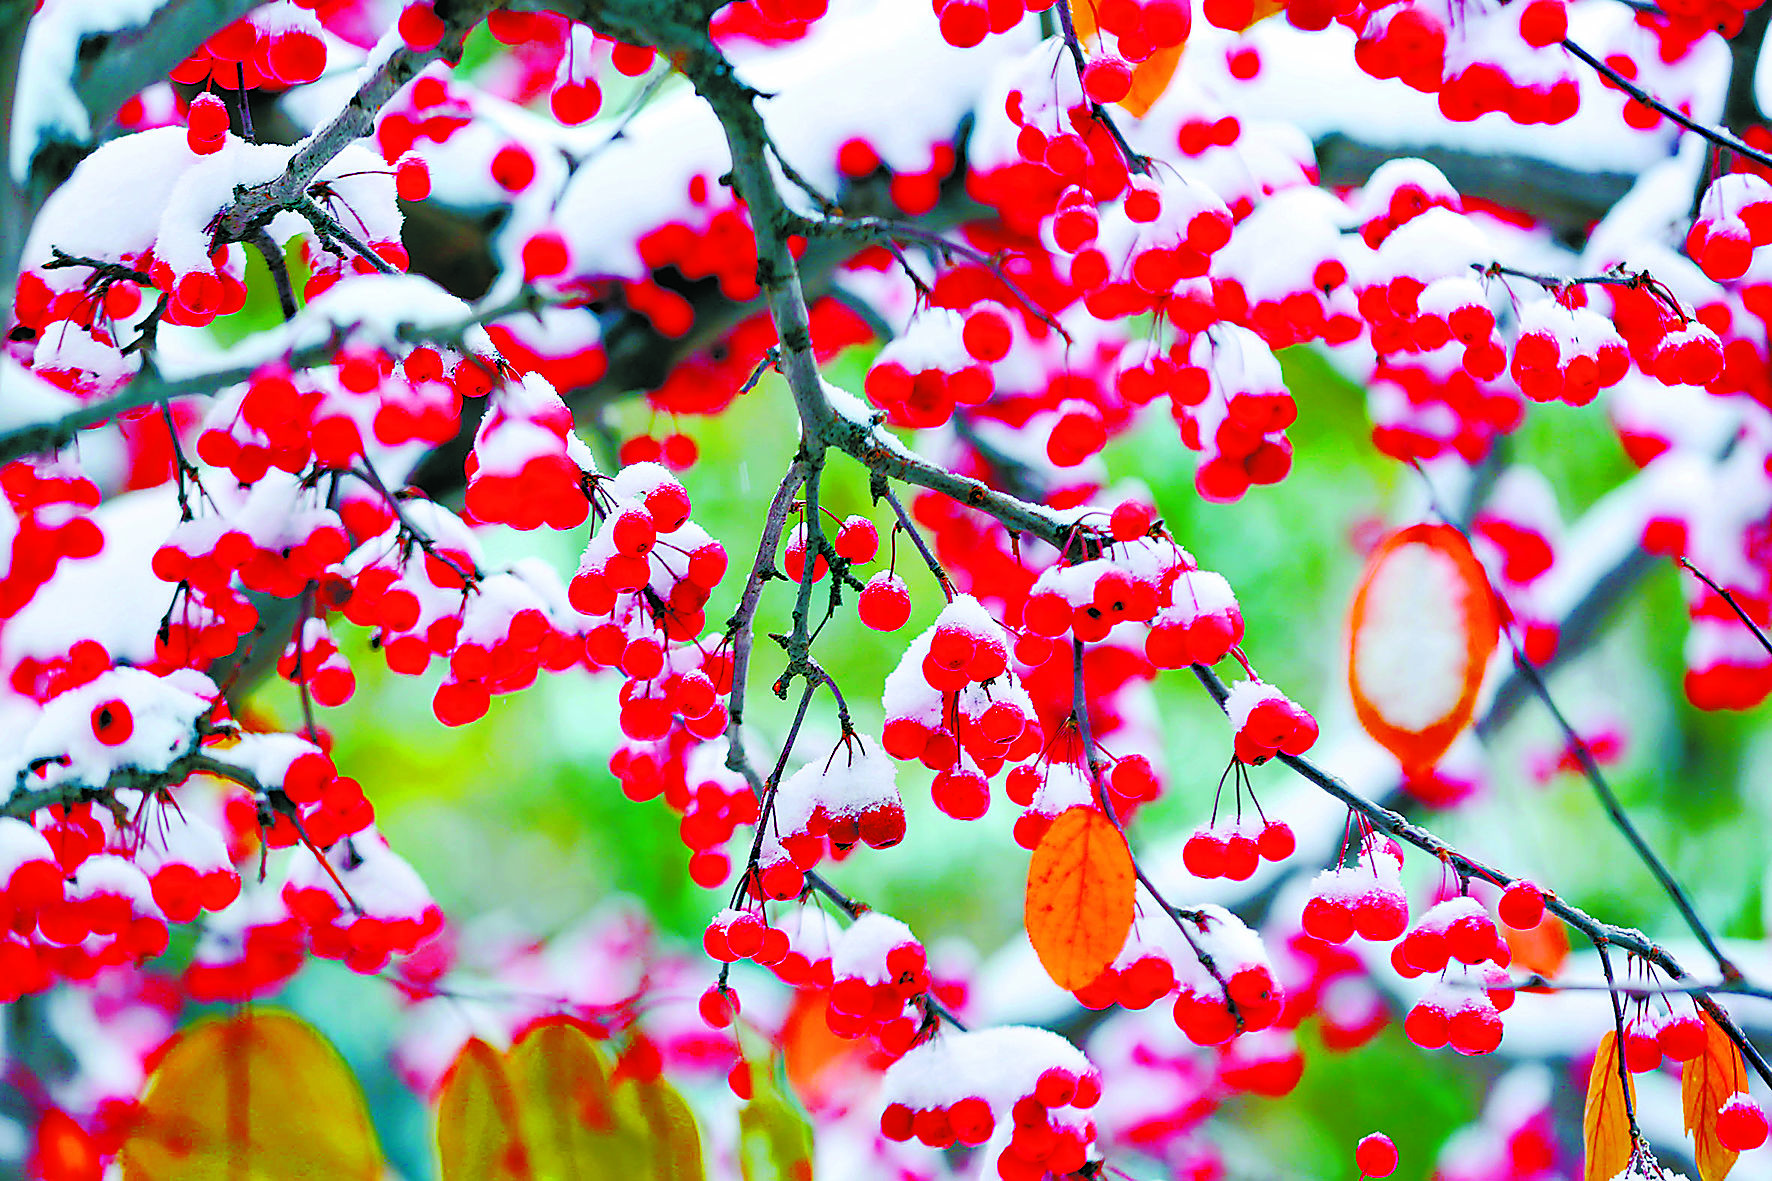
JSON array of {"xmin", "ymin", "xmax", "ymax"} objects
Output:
[
  {"xmin": 1682, "ymin": 1012, "xmax": 1748, "ymax": 1181},
  {"xmin": 1119, "ymin": 44, "xmax": 1183, "ymax": 119},
  {"xmin": 783, "ymin": 991, "xmax": 872, "ymax": 1109},
  {"xmin": 1347, "ymin": 523, "xmax": 1499, "ymax": 775},
  {"xmin": 1068, "ymin": 0, "xmax": 1098, "ymax": 42},
  {"xmin": 1584, "ymin": 1031, "xmax": 1637, "ymax": 1181},
  {"xmin": 1025, "ymin": 806, "xmax": 1135, "ymax": 990},
  {"xmin": 1502, "ymin": 912, "xmax": 1569, "ymax": 981}
]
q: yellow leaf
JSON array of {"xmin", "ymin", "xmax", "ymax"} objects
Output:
[
  {"xmin": 1584, "ymin": 1031, "xmax": 1637, "ymax": 1181},
  {"xmin": 1119, "ymin": 44, "xmax": 1184, "ymax": 119},
  {"xmin": 119, "ymin": 1010, "xmax": 382, "ymax": 1181},
  {"xmin": 437, "ymin": 1039, "xmax": 531, "ymax": 1181},
  {"xmin": 1025, "ymin": 806, "xmax": 1135, "ymax": 991},
  {"xmin": 1682, "ymin": 1013, "xmax": 1748, "ymax": 1181}
]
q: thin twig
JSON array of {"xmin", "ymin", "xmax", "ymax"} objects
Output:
[
  {"xmin": 1563, "ymin": 37, "xmax": 1772, "ymax": 173},
  {"xmin": 1594, "ymin": 940, "xmax": 1645, "ymax": 1144},
  {"xmin": 1679, "ymin": 557, "xmax": 1772, "ymax": 657}
]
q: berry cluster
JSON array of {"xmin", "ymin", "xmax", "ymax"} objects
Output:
[
  {"xmin": 749, "ymin": 736, "xmax": 907, "ymax": 900},
  {"xmin": 881, "ymin": 596, "xmax": 1044, "ymax": 818},
  {"xmin": 864, "ymin": 308, "xmax": 995, "ymax": 428},
  {"xmin": 1302, "ymin": 835, "xmax": 1411, "ymax": 943},
  {"xmin": 1224, "ymin": 679, "xmax": 1319, "ymax": 764},
  {"xmin": 1184, "ymin": 817, "xmax": 1296, "ymax": 881},
  {"xmin": 880, "ymin": 1027, "xmax": 1102, "ymax": 1180},
  {"xmin": 168, "ymin": 5, "xmax": 328, "ymax": 91}
]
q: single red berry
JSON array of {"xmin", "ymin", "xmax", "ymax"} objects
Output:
[
  {"xmin": 1623, "ymin": 1022, "xmax": 1662, "ymax": 1073},
  {"xmin": 551, "ymin": 79, "xmax": 603, "ymax": 125},
  {"xmin": 490, "ymin": 143, "xmax": 536, "ymax": 192},
  {"xmin": 698, "ymin": 985, "xmax": 739, "ymax": 1028},
  {"xmin": 1182, "ymin": 829, "xmax": 1226, "ymax": 878},
  {"xmin": 90, "ymin": 700, "xmax": 133, "ymax": 746},
  {"xmin": 961, "ymin": 308, "xmax": 1012, "ymax": 362},
  {"xmin": 1256, "ymin": 820, "xmax": 1295, "ymax": 862},
  {"xmin": 187, "ymin": 92, "xmax": 230, "ymax": 139},
  {"xmin": 1717, "ymin": 1096, "xmax": 1770, "ymax": 1151},
  {"xmin": 1355, "ymin": 1132, "xmax": 1398, "ymax": 1177},
  {"xmin": 834, "ymin": 516, "xmax": 879, "ymax": 563},
  {"xmin": 397, "ymin": 3, "xmax": 446, "ymax": 51},
  {"xmin": 521, "ymin": 231, "xmax": 570, "ymax": 279},
  {"xmin": 1109, "ymin": 500, "xmax": 1154, "ymax": 541},
  {"xmin": 394, "ymin": 154, "xmax": 431, "ymax": 201},
  {"xmin": 1082, "ymin": 56, "xmax": 1135, "ymax": 104},
  {"xmin": 1658, "ymin": 1012, "xmax": 1707, "ymax": 1061},
  {"xmin": 1498, "ymin": 880, "xmax": 1545, "ymax": 929}
]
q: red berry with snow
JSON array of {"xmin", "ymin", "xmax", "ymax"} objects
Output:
[{"xmin": 1356, "ymin": 1132, "xmax": 1398, "ymax": 1177}]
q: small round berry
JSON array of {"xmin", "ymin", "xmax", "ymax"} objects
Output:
[
  {"xmin": 1622, "ymin": 1022, "xmax": 1662, "ymax": 1073},
  {"xmin": 1498, "ymin": 880, "xmax": 1545, "ymax": 929},
  {"xmin": 1256, "ymin": 820, "xmax": 1295, "ymax": 862},
  {"xmin": 1182, "ymin": 829, "xmax": 1226, "ymax": 878},
  {"xmin": 858, "ymin": 572, "xmax": 911, "ymax": 631},
  {"xmin": 1717, "ymin": 1096, "xmax": 1770, "ymax": 1152},
  {"xmin": 91, "ymin": 700, "xmax": 133, "ymax": 746},
  {"xmin": 1109, "ymin": 500, "xmax": 1154, "ymax": 541},
  {"xmin": 698, "ymin": 985, "xmax": 739, "ymax": 1028},
  {"xmin": 1355, "ymin": 1132, "xmax": 1398, "ymax": 1178},
  {"xmin": 1082, "ymin": 56, "xmax": 1135, "ymax": 104},
  {"xmin": 1658, "ymin": 1013, "xmax": 1707, "ymax": 1062},
  {"xmin": 834, "ymin": 516, "xmax": 879, "ymax": 563},
  {"xmin": 397, "ymin": 4, "xmax": 446, "ymax": 51},
  {"xmin": 490, "ymin": 143, "xmax": 536, "ymax": 192}
]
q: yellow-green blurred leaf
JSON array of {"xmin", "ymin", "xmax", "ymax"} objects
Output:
[
  {"xmin": 438, "ymin": 1038, "xmax": 531, "ymax": 1181},
  {"xmin": 509, "ymin": 1018, "xmax": 647, "ymax": 1177},
  {"xmin": 435, "ymin": 1027, "xmax": 705, "ymax": 1181},
  {"xmin": 119, "ymin": 1010, "xmax": 381, "ymax": 1181},
  {"xmin": 627, "ymin": 1077, "xmax": 705, "ymax": 1181},
  {"xmin": 738, "ymin": 1071, "xmax": 814, "ymax": 1181}
]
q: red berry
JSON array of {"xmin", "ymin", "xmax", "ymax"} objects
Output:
[
  {"xmin": 1717, "ymin": 1097, "xmax": 1769, "ymax": 1151},
  {"xmin": 1183, "ymin": 829, "xmax": 1226, "ymax": 878},
  {"xmin": 932, "ymin": 768, "xmax": 989, "ymax": 820},
  {"xmin": 1109, "ymin": 500, "xmax": 1154, "ymax": 541},
  {"xmin": 1256, "ymin": 820, "xmax": 1295, "ymax": 862},
  {"xmin": 1658, "ymin": 1013, "xmax": 1707, "ymax": 1061},
  {"xmin": 397, "ymin": 4, "xmax": 446, "ymax": 51},
  {"xmin": 1301, "ymin": 894, "xmax": 1355, "ymax": 943},
  {"xmin": 1623, "ymin": 1022, "xmax": 1661, "ymax": 1073},
  {"xmin": 698, "ymin": 986, "xmax": 738, "ymax": 1028},
  {"xmin": 1221, "ymin": 833, "xmax": 1259, "ymax": 881},
  {"xmin": 551, "ymin": 80, "xmax": 603, "ymax": 125},
  {"xmin": 521, "ymin": 231, "xmax": 570, "ymax": 279},
  {"xmin": 490, "ymin": 143, "xmax": 536, "ymax": 192},
  {"xmin": 1082, "ymin": 56, "xmax": 1135, "ymax": 104},
  {"xmin": 394, "ymin": 155, "xmax": 431, "ymax": 201},
  {"xmin": 961, "ymin": 308, "xmax": 1012, "ymax": 362},
  {"xmin": 1355, "ymin": 1132, "xmax": 1398, "ymax": 1177},
  {"xmin": 187, "ymin": 92, "xmax": 230, "ymax": 139},
  {"xmin": 90, "ymin": 700, "xmax": 133, "ymax": 746},
  {"xmin": 1498, "ymin": 880, "xmax": 1545, "ymax": 929},
  {"xmin": 834, "ymin": 516, "xmax": 879, "ymax": 563}
]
